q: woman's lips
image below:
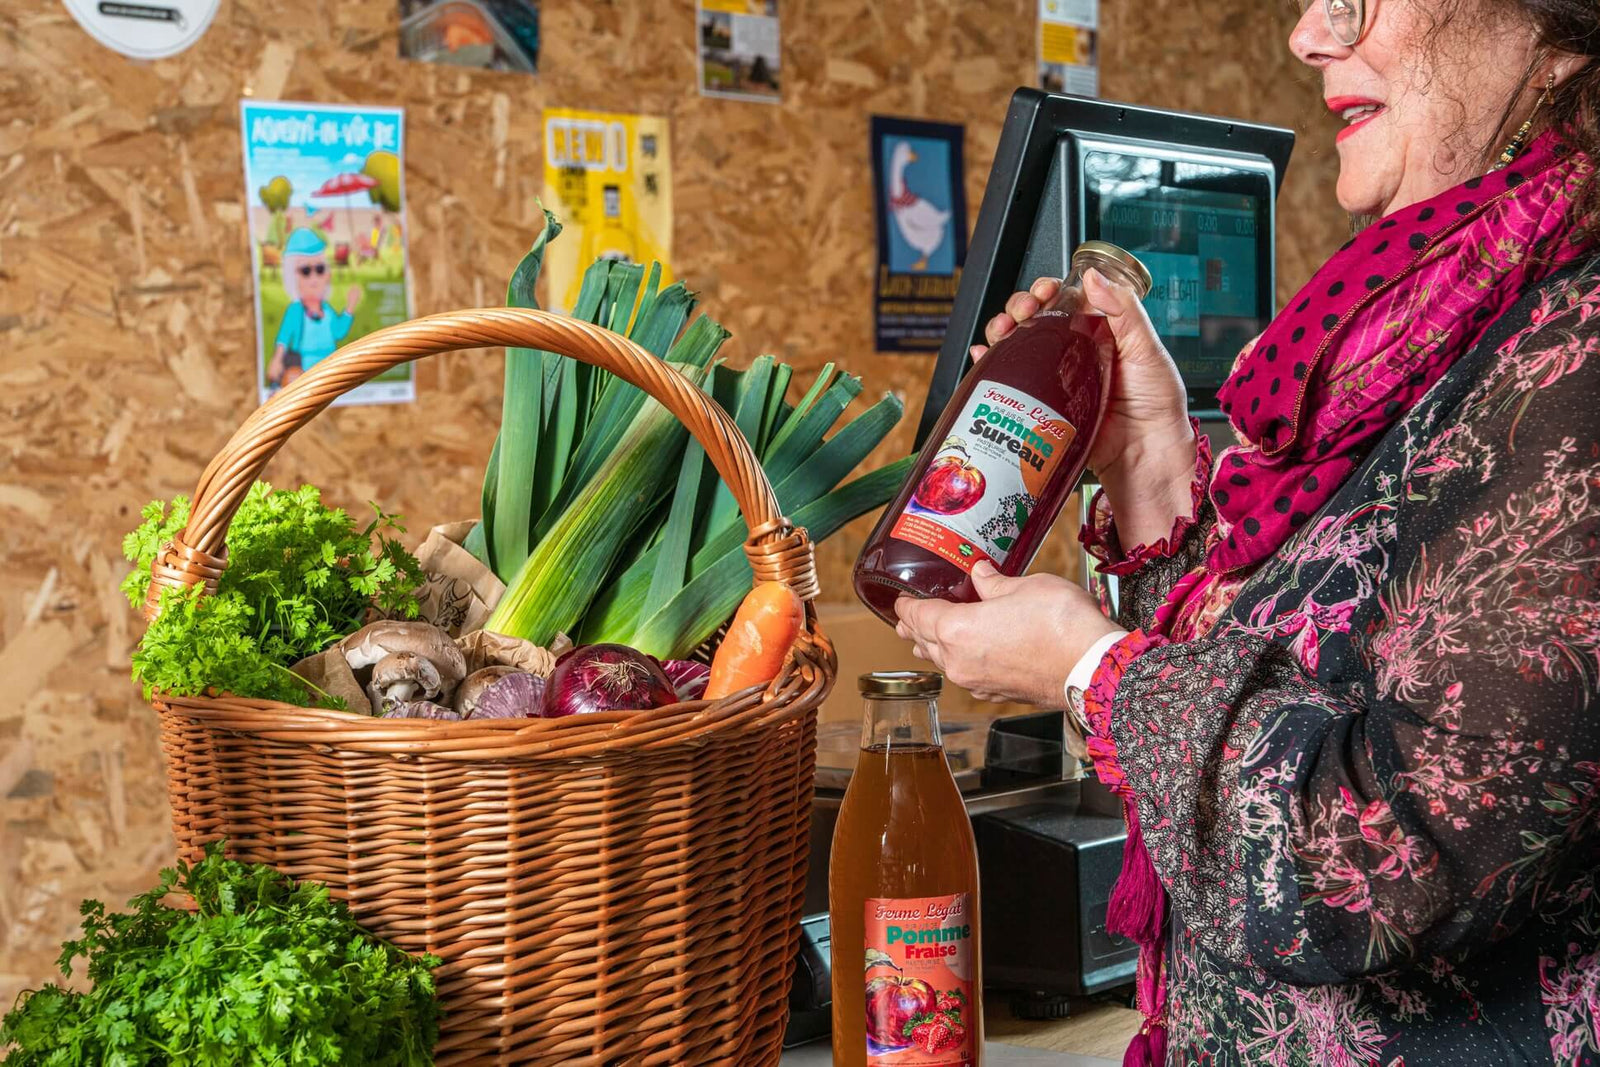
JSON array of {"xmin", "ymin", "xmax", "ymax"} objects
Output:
[
  {"xmin": 1336, "ymin": 108, "xmax": 1384, "ymax": 143},
  {"xmin": 1327, "ymin": 97, "xmax": 1386, "ymax": 144}
]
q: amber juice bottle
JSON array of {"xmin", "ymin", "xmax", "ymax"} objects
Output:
[
  {"xmin": 830, "ymin": 672, "xmax": 981, "ymax": 1067},
  {"xmin": 853, "ymin": 241, "xmax": 1153, "ymax": 624}
]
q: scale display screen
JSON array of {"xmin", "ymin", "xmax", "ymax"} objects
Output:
[{"xmin": 1080, "ymin": 146, "xmax": 1275, "ymax": 400}]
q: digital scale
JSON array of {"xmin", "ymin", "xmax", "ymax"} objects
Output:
[{"xmin": 785, "ymin": 89, "xmax": 1294, "ymax": 1049}]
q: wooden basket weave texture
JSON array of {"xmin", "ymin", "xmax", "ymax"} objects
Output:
[{"xmin": 141, "ymin": 309, "xmax": 837, "ymax": 1065}]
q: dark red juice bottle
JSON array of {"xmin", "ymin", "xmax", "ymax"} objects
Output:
[{"xmin": 853, "ymin": 241, "xmax": 1152, "ymax": 624}]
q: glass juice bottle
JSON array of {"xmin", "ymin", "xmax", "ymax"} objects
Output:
[
  {"xmin": 853, "ymin": 241, "xmax": 1153, "ymax": 624},
  {"xmin": 830, "ymin": 672, "xmax": 981, "ymax": 1067}
]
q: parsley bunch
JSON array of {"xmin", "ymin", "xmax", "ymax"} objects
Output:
[
  {"xmin": 0, "ymin": 844, "xmax": 440, "ymax": 1065},
  {"xmin": 122, "ymin": 483, "xmax": 423, "ymax": 707}
]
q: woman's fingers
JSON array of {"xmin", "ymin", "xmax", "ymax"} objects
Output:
[
  {"xmin": 983, "ymin": 312, "xmax": 1018, "ymax": 347},
  {"xmin": 984, "ymin": 278, "xmax": 1064, "ymax": 347},
  {"xmin": 1083, "ymin": 268, "xmax": 1164, "ymax": 365},
  {"xmin": 1028, "ymin": 277, "xmax": 1061, "ymax": 304},
  {"xmin": 1004, "ymin": 289, "xmax": 1040, "ymax": 323}
]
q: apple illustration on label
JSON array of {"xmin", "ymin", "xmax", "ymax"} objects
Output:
[
  {"xmin": 913, "ymin": 452, "xmax": 985, "ymax": 515},
  {"xmin": 864, "ymin": 975, "xmax": 937, "ymax": 1049}
]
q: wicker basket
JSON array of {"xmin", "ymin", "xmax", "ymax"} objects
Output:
[{"xmin": 140, "ymin": 309, "xmax": 836, "ymax": 1066}]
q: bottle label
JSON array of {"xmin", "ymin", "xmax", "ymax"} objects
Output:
[
  {"xmin": 861, "ymin": 893, "xmax": 976, "ymax": 1065},
  {"xmin": 891, "ymin": 380, "xmax": 1075, "ymax": 572}
]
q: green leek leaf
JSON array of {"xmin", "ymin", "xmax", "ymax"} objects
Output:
[
  {"xmin": 761, "ymin": 370, "xmax": 863, "ymax": 484},
  {"xmin": 580, "ymin": 392, "xmax": 906, "ymax": 646},
  {"xmin": 487, "ymin": 208, "xmax": 561, "ymax": 581},
  {"xmin": 759, "ymin": 362, "xmax": 793, "ymax": 454},
  {"xmin": 624, "ymin": 456, "xmax": 916, "ymax": 658},
  {"xmin": 642, "ymin": 439, "xmax": 707, "ymax": 624},
  {"xmin": 543, "ymin": 313, "xmax": 729, "ymax": 538},
  {"xmin": 487, "ymin": 363, "xmax": 709, "ymax": 646}
]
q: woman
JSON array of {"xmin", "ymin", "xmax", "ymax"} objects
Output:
[
  {"xmin": 896, "ymin": 1, "xmax": 1600, "ymax": 1062},
  {"xmin": 266, "ymin": 227, "xmax": 362, "ymax": 388}
]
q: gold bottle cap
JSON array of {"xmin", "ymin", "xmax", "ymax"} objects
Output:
[
  {"xmin": 1073, "ymin": 240, "xmax": 1154, "ymax": 298},
  {"xmin": 859, "ymin": 671, "xmax": 943, "ymax": 698}
]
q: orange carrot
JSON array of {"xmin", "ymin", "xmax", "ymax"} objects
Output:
[{"xmin": 703, "ymin": 581, "xmax": 805, "ymax": 700}]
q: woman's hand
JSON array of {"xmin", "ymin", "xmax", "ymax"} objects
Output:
[
  {"xmin": 894, "ymin": 562, "xmax": 1121, "ymax": 706},
  {"xmin": 346, "ymin": 286, "xmax": 364, "ymax": 311},
  {"xmin": 974, "ymin": 271, "xmax": 1199, "ymax": 547}
]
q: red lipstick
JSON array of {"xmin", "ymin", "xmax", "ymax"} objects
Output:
[{"xmin": 1327, "ymin": 96, "xmax": 1386, "ymax": 143}]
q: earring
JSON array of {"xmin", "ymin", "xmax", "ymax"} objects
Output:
[{"xmin": 1496, "ymin": 72, "xmax": 1558, "ymax": 169}]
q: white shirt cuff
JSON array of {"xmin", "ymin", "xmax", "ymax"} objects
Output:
[{"xmin": 1063, "ymin": 629, "xmax": 1129, "ymax": 703}]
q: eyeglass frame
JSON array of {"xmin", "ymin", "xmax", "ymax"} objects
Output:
[{"xmin": 1324, "ymin": 0, "xmax": 1368, "ymax": 47}]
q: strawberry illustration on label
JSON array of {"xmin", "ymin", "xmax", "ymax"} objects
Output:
[
  {"xmin": 863, "ymin": 895, "xmax": 976, "ymax": 1064},
  {"xmin": 910, "ymin": 1018, "xmax": 952, "ymax": 1055}
]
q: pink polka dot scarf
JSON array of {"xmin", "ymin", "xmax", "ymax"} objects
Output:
[{"xmin": 1208, "ymin": 133, "xmax": 1594, "ymax": 574}]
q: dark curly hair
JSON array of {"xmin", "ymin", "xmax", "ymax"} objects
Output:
[{"xmin": 1484, "ymin": 2, "xmax": 1600, "ymax": 221}]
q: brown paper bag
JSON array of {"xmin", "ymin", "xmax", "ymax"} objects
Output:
[
  {"xmin": 294, "ymin": 626, "xmax": 571, "ymax": 715},
  {"xmin": 295, "ymin": 520, "xmax": 571, "ymax": 714},
  {"xmin": 458, "ymin": 629, "xmax": 568, "ymax": 678},
  {"xmin": 412, "ymin": 521, "xmax": 506, "ymax": 636},
  {"xmin": 290, "ymin": 649, "xmax": 368, "ymax": 712}
]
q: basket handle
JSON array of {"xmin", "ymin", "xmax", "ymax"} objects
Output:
[{"xmin": 143, "ymin": 308, "xmax": 820, "ymax": 620}]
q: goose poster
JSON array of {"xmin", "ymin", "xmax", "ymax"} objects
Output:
[
  {"xmin": 870, "ymin": 116, "xmax": 968, "ymax": 354},
  {"xmin": 241, "ymin": 100, "xmax": 415, "ymax": 406}
]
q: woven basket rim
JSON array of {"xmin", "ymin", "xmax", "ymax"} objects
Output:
[{"xmin": 150, "ymin": 629, "xmax": 835, "ymax": 761}]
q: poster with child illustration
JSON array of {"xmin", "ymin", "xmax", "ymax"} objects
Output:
[{"xmin": 241, "ymin": 100, "xmax": 415, "ymax": 406}]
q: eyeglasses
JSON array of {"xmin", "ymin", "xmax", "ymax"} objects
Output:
[
  {"xmin": 1325, "ymin": 0, "xmax": 1367, "ymax": 47},
  {"xmin": 297, "ymin": 263, "xmax": 328, "ymax": 277}
]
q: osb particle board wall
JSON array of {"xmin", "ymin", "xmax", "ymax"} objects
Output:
[{"xmin": 0, "ymin": 0, "xmax": 1346, "ymax": 1000}]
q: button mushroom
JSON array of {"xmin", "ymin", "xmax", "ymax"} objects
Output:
[
  {"xmin": 340, "ymin": 621, "xmax": 467, "ymax": 717},
  {"xmin": 367, "ymin": 651, "xmax": 443, "ymax": 714}
]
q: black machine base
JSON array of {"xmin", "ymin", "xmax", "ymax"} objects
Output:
[{"xmin": 1008, "ymin": 991, "xmax": 1075, "ymax": 1021}]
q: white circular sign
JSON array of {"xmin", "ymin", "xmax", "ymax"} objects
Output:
[{"xmin": 60, "ymin": 0, "xmax": 221, "ymax": 60}]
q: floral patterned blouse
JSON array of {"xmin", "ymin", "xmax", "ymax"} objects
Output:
[{"xmin": 1084, "ymin": 256, "xmax": 1600, "ymax": 1065}]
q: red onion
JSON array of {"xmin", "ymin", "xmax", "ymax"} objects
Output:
[
  {"xmin": 542, "ymin": 644, "xmax": 676, "ymax": 717},
  {"xmin": 472, "ymin": 672, "xmax": 545, "ymax": 719},
  {"xmin": 660, "ymin": 659, "xmax": 710, "ymax": 702}
]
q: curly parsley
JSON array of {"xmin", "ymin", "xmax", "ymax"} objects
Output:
[
  {"xmin": 0, "ymin": 844, "xmax": 440, "ymax": 1065},
  {"xmin": 123, "ymin": 483, "xmax": 423, "ymax": 707}
]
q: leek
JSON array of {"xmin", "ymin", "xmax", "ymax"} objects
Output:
[
  {"xmin": 486, "ymin": 362, "xmax": 709, "ymax": 645},
  {"xmin": 476, "ymin": 219, "xmax": 912, "ymax": 653},
  {"xmin": 623, "ymin": 457, "xmax": 916, "ymax": 659}
]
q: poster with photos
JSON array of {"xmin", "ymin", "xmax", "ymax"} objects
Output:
[
  {"xmin": 398, "ymin": 0, "xmax": 538, "ymax": 74},
  {"xmin": 871, "ymin": 116, "xmax": 968, "ymax": 353},
  {"xmin": 241, "ymin": 100, "xmax": 415, "ymax": 406},
  {"xmin": 1039, "ymin": 0, "xmax": 1098, "ymax": 97},
  {"xmin": 698, "ymin": 0, "xmax": 780, "ymax": 103},
  {"xmin": 540, "ymin": 108, "xmax": 674, "ymax": 315}
]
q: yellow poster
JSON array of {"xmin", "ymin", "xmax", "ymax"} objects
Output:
[{"xmin": 540, "ymin": 108, "xmax": 673, "ymax": 314}]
